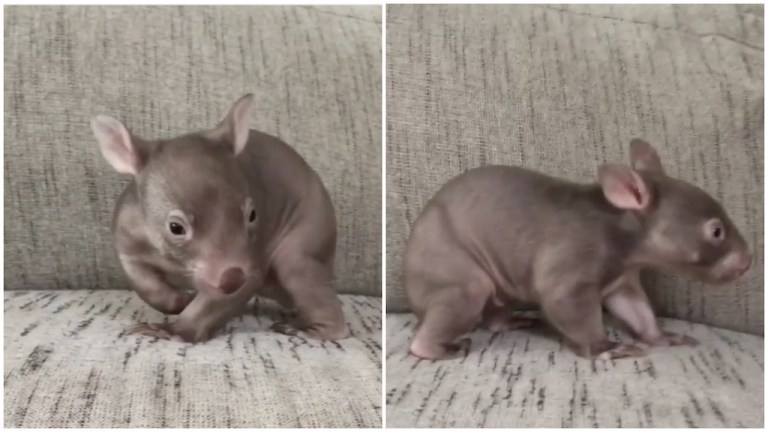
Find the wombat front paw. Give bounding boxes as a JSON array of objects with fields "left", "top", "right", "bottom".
[
  {"left": 128, "top": 322, "right": 210, "bottom": 344},
  {"left": 666, "top": 332, "right": 699, "bottom": 347},
  {"left": 148, "top": 292, "right": 194, "bottom": 315},
  {"left": 605, "top": 343, "right": 647, "bottom": 359},
  {"left": 169, "top": 292, "right": 195, "bottom": 314},
  {"left": 646, "top": 331, "right": 699, "bottom": 347},
  {"left": 271, "top": 321, "right": 300, "bottom": 336},
  {"left": 585, "top": 340, "right": 647, "bottom": 359}
]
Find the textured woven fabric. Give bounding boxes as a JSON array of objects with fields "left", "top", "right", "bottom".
[
  {"left": 4, "top": 291, "right": 382, "bottom": 428},
  {"left": 386, "top": 4, "right": 764, "bottom": 334},
  {"left": 4, "top": 5, "right": 382, "bottom": 296},
  {"left": 386, "top": 313, "right": 763, "bottom": 428}
]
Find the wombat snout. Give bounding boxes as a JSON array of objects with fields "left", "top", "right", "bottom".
[
  {"left": 718, "top": 249, "right": 752, "bottom": 284},
  {"left": 219, "top": 267, "right": 246, "bottom": 294},
  {"left": 732, "top": 250, "right": 752, "bottom": 276}
]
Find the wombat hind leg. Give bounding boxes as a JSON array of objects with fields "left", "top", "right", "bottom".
[
  {"left": 270, "top": 318, "right": 349, "bottom": 340},
  {"left": 272, "top": 254, "right": 350, "bottom": 341},
  {"left": 411, "top": 336, "right": 471, "bottom": 360},
  {"left": 409, "top": 285, "right": 487, "bottom": 360}
]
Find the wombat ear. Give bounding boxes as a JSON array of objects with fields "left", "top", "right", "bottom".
[
  {"left": 598, "top": 164, "right": 652, "bottom": 211},
  {"left": 210, "top": 93, "right": 254, "bottom": 155},
  {"left": 91, "top": 115, "right": 146, "bottom": 176},
  {"left": 629, "top": 138, "right": 664, "bottom": 173}
]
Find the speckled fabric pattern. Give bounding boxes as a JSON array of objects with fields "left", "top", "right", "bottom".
[
  {"left": 4, "top": 290, "right": 382, "bottom": 428},
  {"left": 4, "top": 5, "right": 382, "bottom": 297},
  {"left": 386, "top": 4, "right": 764, "bottom": 334},
  {"left": 386, "top": 313, "right": 763, "bottom": 428}
]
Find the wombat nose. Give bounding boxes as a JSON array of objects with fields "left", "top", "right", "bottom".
[
  {"left": 218, "top": 267, "right": 245, "bottom": 294},
  {"left": 737, "top": 252, "right": 752, "bottom": 273}
]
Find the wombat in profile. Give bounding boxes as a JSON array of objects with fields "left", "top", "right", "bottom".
[{"left": 404, "top": 139, "right": 750, "bottom": 360}]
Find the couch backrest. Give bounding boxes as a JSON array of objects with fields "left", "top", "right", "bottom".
[
  {"left": 386, "top": 4, "right": 763, "bottom": 334},
  {"left": 5, "top": 6, "right": 382, "bottom": 297}
]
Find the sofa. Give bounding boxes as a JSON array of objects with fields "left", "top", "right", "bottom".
[
  {"left": 4, "top": 6, "right": 382, "bottom": 428},
  {"left": 386, "top": 4, "right": 763, "bottom": 428}
]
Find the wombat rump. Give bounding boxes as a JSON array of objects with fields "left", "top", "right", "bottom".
[
  {"left": 91, "top": 94, "right": 348, "bottom": 343},
  {"left": 404, "top": 139, "right": 751, "bottom": 360}
]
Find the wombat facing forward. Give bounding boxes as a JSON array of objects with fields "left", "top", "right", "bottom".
[{"left": 92, "top": 94, "right": 348, "bottom": 343}]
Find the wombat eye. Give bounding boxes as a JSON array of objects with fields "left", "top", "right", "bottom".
[
  {"left": 705, "top": 219, "right": 725, "bottom": 243},
  {"left": 169, "top": 222, "right": 186, "bottom": 236},
  {"left": 248, "top": 209, "right": 257, "bottom": 223},
  {"left": 712, "top": 226, "right": 723, "bottom": 239}
]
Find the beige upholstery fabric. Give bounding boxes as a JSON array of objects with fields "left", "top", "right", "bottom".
[
  {"left": 4, "top": 6, "right": 382, "bottom": 429},
  {"left": 386, "top": 4, "right": 763, "bottom": 334},
  {"left": 5, "top": 291, "right": 381, "bottom": 428},
  {"left": 5, "top": 5, "right": 382, "bottom": 296},
  {"left": 386, "top": 313, "right": 763, "bottom": 428}
]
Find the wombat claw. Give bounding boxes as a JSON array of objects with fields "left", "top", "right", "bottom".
[
  {"left": 647, "top": 331, "right": 699, "bottom": 347},
  {"left": 271, "top": 322, "right": 300, "bottom": 336}
]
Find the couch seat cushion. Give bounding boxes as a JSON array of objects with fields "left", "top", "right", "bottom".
[
  {"left": 386, "top": 313, "right": 763, "bottom": 428},
  {"left": 4, "top": 290, "right": 381, "bottom": 428}
]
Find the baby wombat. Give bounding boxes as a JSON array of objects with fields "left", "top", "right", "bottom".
[
  {"left": 404, "top": 139, "right": 751, "bottom": 360},
  {"left": 91, "top": 94, "right": 348, "bottom": 343}
]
